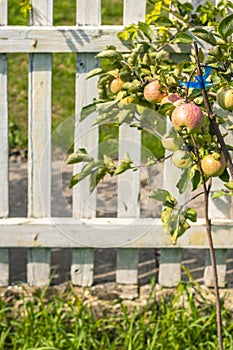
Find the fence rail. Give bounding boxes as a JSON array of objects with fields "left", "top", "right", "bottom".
[{"left": 0, "top": 0, "right": 233, "bottom": 289}]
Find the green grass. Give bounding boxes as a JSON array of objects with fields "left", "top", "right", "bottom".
[{"left": 0, "top": 281, "right": 233, "bottom": 349}]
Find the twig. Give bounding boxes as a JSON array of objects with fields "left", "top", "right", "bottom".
[{"left": 193, "top": 41, "right": 233, "bottom": 179}]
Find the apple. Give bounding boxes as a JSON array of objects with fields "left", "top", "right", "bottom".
[
  {"left": 171, "top": 101, "right": 204, "bottom": 133},
  {"left": 143, "top": 80, "right": 167, "bottom": 104},
  {"left": 161, "top": 127, "right": 183, "bottom": 151},
  {"left": 172, "top": 150, "right": 192, "bottom": 169},
  {"left": 110, "top": 77, "right": 124, "bottom": 94},
  {"left": 201, "top": 152, "right": 226, "bottom": 177},
  {"left": 160, "top": 93, "right": 183, "bottom": 106},
  {"left": 217, "top": 87, "right": 233, "bottom": 110}
]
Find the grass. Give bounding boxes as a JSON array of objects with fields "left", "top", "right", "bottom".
[
  {"left": 0, "top": 281, "right": 232, "bottom": 349},
  {"left": 7, "top": 0, "right": 160, "bottom": 158}
]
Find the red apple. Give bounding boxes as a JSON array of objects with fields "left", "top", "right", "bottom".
[
  {"left": 201, "top": 152, "right": 226, "bottom": 177},
  {"left": 217, "top": 87, "right": 233, "bottom": 110},
  {"left": 143, "top": 80, "right": 167, "bottom": 104},
  {"left": 171, "top": 101, "right": 204, "bottom": 133},
  {"left": 110, "top": 77, "right": 124, "bottom": 94}
]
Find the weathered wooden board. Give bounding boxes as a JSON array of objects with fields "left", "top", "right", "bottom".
[
  {"left": 0, "top": 26, "right": 193, "bottom": 53},
  {"left": 116, "top": 0, "right": 147, "bottom": 286},
  {"left": 0, "top": 217, "right": 232, "bottom": 248},
  {"left": 27, "top": 0, "right": 52, "bottom": 286},
  {"left": 71, "top": 0, "right": 101, "bottom": 286},
  {"left": 0, "top": 0, "right": 9, "bottom": 287}
]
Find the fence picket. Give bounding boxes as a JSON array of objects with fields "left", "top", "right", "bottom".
[
  {"left": 27, "top": 0, "right": 52, "bottom": 286},
  {"left": 71, "top": 0, "right": 101, "bottom": 286},
  {"left": 0, "top": 0, "right": 9, "bottom": 286},
  {"left": 116, "top": 0, "right": 147, "bottom": 286},
  {"left": 159, "top": 121, "right": 184, "bottom": 286},
  {"left": 159, "top": 249, "right": 183, "bottom": 286}
]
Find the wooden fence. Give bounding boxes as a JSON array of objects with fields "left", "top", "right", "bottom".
[{"left": 0, "top": 0, "right": 233, "bottom": 288}]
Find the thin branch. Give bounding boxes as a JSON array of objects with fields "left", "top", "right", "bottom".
[
  {"left": 193, "top": 41, "right": 233, "bottom": 179},
  {"left": 193, "top": 44, "right": 224, "bottom": 350}
]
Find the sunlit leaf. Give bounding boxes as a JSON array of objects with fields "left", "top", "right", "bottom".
[
  {"left": 176, "top": 168, "right": 191, "bottom": 194},
  {"left": 218, "top": 13, "right": 233, "bottom": 40},
  {"left": 66, "top": 148, "right": 93, "bottom": 164},
  {"left": 191, "top": 29, "right": 217, "bottom": 45}
]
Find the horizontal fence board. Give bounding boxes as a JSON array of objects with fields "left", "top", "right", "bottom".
[
  {"left": 0, "top": 26, "right": 193, "bottom": 53},
  {"left": 0, "top": 218, "right": 233, "bottom": 248}
]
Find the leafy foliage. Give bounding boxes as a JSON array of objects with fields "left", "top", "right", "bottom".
[{"left": 68, "top": 0, "right": 233, "bottom": 244}]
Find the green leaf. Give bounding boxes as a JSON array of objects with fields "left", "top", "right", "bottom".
[
  {"left": 149, "top": 189, "right": 177, "bottom": 208},
  {"left": 114, "top": 153, "right": 133, "bottom": 175},
  {"left": 86, "top": 68, "right": 103, "bottom": 80},
  {"left": 96, "top": 50, "right": 121, "bottom": 59},
  {"left": 218, "top": 13, "right": 233, "bottom": 40},
  {"left": 211, "top": 190, "right": 227, "bottom": 199},
  {"left": 191, "top": 169, "right": 202, "bottom": 191},
  {"left": 96, "top": 100, "right": 119, "bottom": 113},
  {"left": 66, "top": 148, "right": 93, "bottom": 164},
  {"left": 175, "top": 32, "right": 193, "bottom": 44},
  {"left": 69, "top": 160, "right": 103, "bottom": 188},
  {"left": 89, "top": 166, "right": 107, "bottom": 193},
  {"left": 176, "top": 168, "right": 191, "bottom": 194},
  {"left": 153, "top": 16, "right": 173, "bottom": 27},
  {"left": 224, "top": 181, "right": 233, "bottom": 190},
  {"left": 80, "top": 103, "right": 97, "bottom": 121},
  {"left": 184, "top": 208, "right": 197, "bottom": 222},
  {"left": 138, "top": 21, "right": 155, "bottom": 41},
  {"left": 161, "top": 208, "right": 190, "bottom": 245},
  {"left": 191, "top": 29, "right": 217, "bottom": 45},
  {"left": 117, "top": 30, "right": 130, "bottom": 41},
  {"left": 219, "top": 168, "right": 230, "bottom": 182}
]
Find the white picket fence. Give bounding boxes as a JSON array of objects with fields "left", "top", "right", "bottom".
[{"left": 0, "top": 0, "right": 233, "bottom": 288}]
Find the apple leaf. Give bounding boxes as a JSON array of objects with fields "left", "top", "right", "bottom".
[
  {"left": 138, "top": 21, "right": 155, "bottom": 41},
  {"left": 191, "top": 169, "right": 202, "bottom": 191},
  {"left": 69, "top": 160, "right": 104, "bottom": 188},
  {"left": 219, "top": 168, "right": 230, "bottom": 182},
  {"left": 191, "top": 29, "right": 217, "bottom": 46},
  {"left": 149, "top": 189, "right": 177, "bottom": 208},
  {"left": 218, "top": 13, "right": 233, "bottom": 40},
  {"left": 89, "top": 166, "right": 107, "bottom": 193},
  {"left": 161, "top": 207, "right": 190, "bottom": 245},
  {"left": 66, "top": 148, "right": 93, "bottom": 164},
  {"left": 114, "top": 153, "right": 134, "bottom": 175},
  {"left": 211, "top": 190, "right": 227, "bottom": 199},
  {"left": 153, "top": 16, "right": 173, "bottom": 27},
  {"left": 86, "top": 68, "right": 103, "bottom": 80},
  {"left": 80, "top": 102, "right": 97, "bottom": 121},
  {"left": 184, "top": 208, "right": 197, "bottom": 222},
  {"left": 224, "top": 181, "right": 233, "bottom": 190},
  {"left": 176, "top": 168, "right": 191, "bottom": 194},
  {"left": 96, "top": 49, "right": 122, "bottom": 59},
  {"left": 175, "top": 32, "right": 193, "bottom": 44}
]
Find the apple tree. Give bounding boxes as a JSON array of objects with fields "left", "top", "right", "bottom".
[{"left": 67, "top": 1, "right": 233, "bottom": 348}]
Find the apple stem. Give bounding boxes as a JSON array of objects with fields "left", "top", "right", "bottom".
[
  {"left": 190, "top": 135, "right": 223, "bottom": 350},
  {"left": 193, "top": 41, "right": 233, "bottom": 179},
  {"left": 193, "top": 42, "right": 224, "bottom": 350}
]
